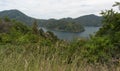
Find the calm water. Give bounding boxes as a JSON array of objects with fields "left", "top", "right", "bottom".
[{"left": 41, "top": 27, "right": 100, "bottom": 41}]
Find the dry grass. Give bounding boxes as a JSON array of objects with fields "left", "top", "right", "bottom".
[{"left": 0, "top": 44, "right": 120, "bottom": 71}]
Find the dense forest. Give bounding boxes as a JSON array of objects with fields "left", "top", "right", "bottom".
[{"left": 0, "top": 2, "right": 120, "bottom": 71}]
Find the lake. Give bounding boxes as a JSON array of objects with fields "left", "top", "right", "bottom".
[{"left": 40, "top": 27, "right": 100, "bottom": 41}]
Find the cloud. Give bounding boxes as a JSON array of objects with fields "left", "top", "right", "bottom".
[{"left": 0, "top": 0, "right": 119, "bottom": 19}]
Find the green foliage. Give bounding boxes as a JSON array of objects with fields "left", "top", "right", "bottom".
[
  {"left": 32, "top": 20, "right": 39, "bottom": 35},
  {"left": 45, "top": 31, "right": 58, "bottom": 41},
  {"left": 17, "top": 33, "right": 39, "bottom": 43},
  {"left": 96, "top": 9, "right": 120, "bottom": 50},
  {"left": 91, "top": 4, "right": 120, "bottom": 63},
  {"left": 39, "top": 29, "right": 45, "bottom": 37},
  {"left": 0, "top": 20, "right": 12, "bottom": 33},
  {"left": 80, "top": 36, "right": 114, "bottom": 63},
  {"left": 96, "top": 9, "right": 120, "bottom": 36},
  {"left": 4, "top": 16, "right": 11, "bottom": 22},
  {"left": 0, "top": 18, "right": 58, "bottom": 44},
  {"left": 0, "top": 33, "right": 12, "bottom": 44},
  {"left": 12, "top": 21, "right": 30, "bottom": 34},
  {"left": 113, "top": 2, "right": 120, "bottom": 10}
]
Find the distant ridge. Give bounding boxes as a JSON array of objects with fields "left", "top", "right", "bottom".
[
  {"left": 0, "top": 9, "right": 34, "bottom": 25},
  {"left": 74, "top": 14, "right": 102, "bottom": 26},
  {"left": 0, "top": 9, "right": 102, "bottom": 27}
]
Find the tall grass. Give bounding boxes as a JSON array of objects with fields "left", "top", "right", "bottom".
[{"left": 0, "top": 43, "right": 120, "bottom": 71}]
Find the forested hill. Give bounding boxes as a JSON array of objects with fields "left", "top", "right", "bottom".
[
  {"left": 74, "top": 14, "right": 102, "bottom": 26},
  {"left": 0, "top": 9, "right": 35, "bottom": 26},
  {"left": 59, "top": 14, "right": 102, "bottom": 26},
  {"left": 0, "top": 9, "right": 102, "bottom": 27},
  {"left": 41, "top": 19, "right": 85, "bottom": 32},
  {"left": 0, "top": 10, "right": 102, "bottom": 32}
]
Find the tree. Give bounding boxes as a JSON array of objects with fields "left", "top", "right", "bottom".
[
  {"left": 96, "top": 2, "right": 120, "bottom": 48},
  {"left": 32, "top": 20, "right": 39, "bottom": 35},
  {"left": 96, "top": 9, "right": 116, "bottom": 36},
  {"left": 113, "top": 2, "right": 120, "bottom": 10},
  {"left": 39, "top": 29, "right": 44, "bottom": 37}
]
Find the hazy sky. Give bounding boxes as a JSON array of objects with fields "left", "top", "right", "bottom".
[{"left": 0, "top": 0, "right": 119, "bottom": 19}]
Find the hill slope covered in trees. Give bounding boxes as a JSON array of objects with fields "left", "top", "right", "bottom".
[{"left": 0, "top": 9, "right": 102, "bottom": 32}]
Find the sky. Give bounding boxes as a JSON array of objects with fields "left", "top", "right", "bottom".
[{"left": 0, "top": 0, "right": 119, "bottom": 19}]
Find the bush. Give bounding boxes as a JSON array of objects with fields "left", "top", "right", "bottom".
[
  {"left": 81, "top": 36, "right": 114, "bottom": 63},
  {"left": 4, "top": 17, "right": 11, "bottom": 22}
]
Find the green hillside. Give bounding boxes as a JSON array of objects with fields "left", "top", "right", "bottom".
[
  {"left": 42, "top": 19, "right": 85, "bottom": 32},
  {"left": 0, "top": 9, "right": 35, "bottom": 26},
  {"left": 0, "top": 9, "right": 102, "bottom": 32},
  {"left": 75, "top": 14, "right": 102, "bottom": 26}
]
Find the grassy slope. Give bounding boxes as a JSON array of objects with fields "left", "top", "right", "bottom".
[{"left": 0, "top": 43, "right": 120, "bottom": 71}]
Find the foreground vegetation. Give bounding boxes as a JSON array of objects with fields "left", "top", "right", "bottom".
[
  {"left": 0, "top": 43, "right": 120, "bottom": 71},
  {"left": 0, "top": 2, "right": 120, "bottom": 71}
]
